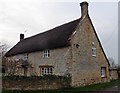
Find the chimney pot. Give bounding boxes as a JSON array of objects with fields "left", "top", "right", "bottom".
[
  {"left": 80, "top": 1, "right": 89, "bottom": 17},
  {"left": 20, "top": 34, "right": 24, "bottom": 41}
]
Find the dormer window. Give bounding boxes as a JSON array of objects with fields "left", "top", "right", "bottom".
[
  {"left": 43, "top": 49, "right": 50, "bottom": 58},
  {"left": 24, "top": 53, "right": 28, "bottom": 60}
]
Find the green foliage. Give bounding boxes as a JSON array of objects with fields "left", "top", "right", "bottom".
[
  {"left": 2, "top": 74, "right": 71, "bottom": 88},
  {"left": 3, "top": 74, "right": 71, "bottom": 82}
]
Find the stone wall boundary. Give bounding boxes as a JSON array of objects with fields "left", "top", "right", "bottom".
[{"left": 2, "top": 75, "right": 71, "bottom": 90}]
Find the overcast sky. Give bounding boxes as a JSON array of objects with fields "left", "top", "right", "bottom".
[{"left": 0, "top": 0, "right": 118, "bottom": 64}]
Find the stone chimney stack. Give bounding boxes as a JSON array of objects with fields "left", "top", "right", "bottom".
[
  {"left": 20, "top": 33, "right": 24, "bottom": 41},
  {"left": 80, "top": 1, "right": 89, "bottom": 17}
]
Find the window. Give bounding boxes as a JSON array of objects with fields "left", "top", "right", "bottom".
[
  {"left": 41, "top": 68, "right": 44, "bottom": 75},
  {"left": 43, "top": 50, "right": 50, "bottom": 58},
  {"left": 15, "top": 58, "right": 19, "bottom": 62},
  {"left": 39, "top": 65, "right": 53, "bottom": 76},
  {"left": 24, "top": 53, "right": 28, "bottom": 60},
  {"left": 92, "top": 47, "right": 96, "bottom": 56},
  {"left": 101, "top": 67, "right": 106, "bottom": 77}
]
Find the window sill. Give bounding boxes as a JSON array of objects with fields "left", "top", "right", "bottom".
[
  {"left": 43, "top": 57, "right": 49, "bottom": 58},
  {"left": 101, "top": 76, "right": 107, "bottom": 78},
  {"left": 92, "top": 55, "right": 96, "bottom": 57}
]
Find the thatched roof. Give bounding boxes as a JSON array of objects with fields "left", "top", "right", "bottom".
[{"left": 5, "top": 18, "right": 81, "bottom": 57}]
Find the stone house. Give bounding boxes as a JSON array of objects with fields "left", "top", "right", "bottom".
[
  {"left": 5, "top": 2, "right": 111, "bottom": 87},
  {"left": 109, "top": 67, "right": 118, "bottom": 80}
]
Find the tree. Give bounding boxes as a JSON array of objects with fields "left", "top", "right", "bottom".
[
  {"left": 0, "top": 41, "right": 10, "bottom": 74},
  {"left": 108, "top": 57, "right": 117, "bottom": 68}
]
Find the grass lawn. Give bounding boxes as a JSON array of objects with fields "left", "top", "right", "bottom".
[{"left": 2, "top": 79, "right": 120, "bottom": 93}]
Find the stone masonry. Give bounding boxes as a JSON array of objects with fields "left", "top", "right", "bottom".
[{"left": 4, "top": 2, "right": 112, "bottom": 89}]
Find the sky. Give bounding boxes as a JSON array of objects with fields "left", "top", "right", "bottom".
[{"left": 0, "top": 0, "right": 118, "bottom": 64}]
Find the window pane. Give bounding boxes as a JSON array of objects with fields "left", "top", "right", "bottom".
[
  {"left": 47, "top": 68, "right": 49, "bottom": 74},
  {"left": 48, "top": 53, "right": 50, "bottom": 57},
  {"left": 101, "top": 67, "right": 106, "bottom": 77},
  {"left": 50, "top": 68, "right": 52, "bottom": 74},
  {"left": 45, "top": 68, "right": 47, "bottom": 75},
  {"left": 42, "top": 68, "right": 44, "bottom": 75}
]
